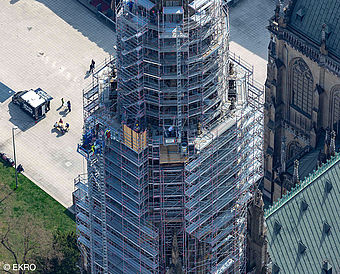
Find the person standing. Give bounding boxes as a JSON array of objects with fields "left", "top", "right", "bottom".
[
  {"left": 61, "top": 97, "right": 64, "bottom": 106},
  {"left": 89, "top": 59, "right": 95, "bottom": 73},
  {"left": 67, "top": 101, "right": 71, "bottom": 112},
  {"left": 106, "top": 130, "right": 111, "bottom": 146}
]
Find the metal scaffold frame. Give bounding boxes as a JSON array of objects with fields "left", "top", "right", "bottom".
[
  {"left": 114, "top": 0, "right": 231, "bottom": 271},
  {"left": 75, "top": 53, "right": 159, "bottom": 273},
  {"left": 74, "top": 0, "right": 264, "bottom": 273},
  {"left": 184, "top": 52, "right": 264, "bottom": 273}
]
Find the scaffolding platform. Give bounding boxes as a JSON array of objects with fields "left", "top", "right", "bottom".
[{"left": 159, "top": 144, "right": 187, "bottom": 164}]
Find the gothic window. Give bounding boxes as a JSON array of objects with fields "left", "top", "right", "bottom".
[
  {"left": 288, "top": 141, "right": 302, "bottom": 160},
  {"left": 291, "top": 59, "right": 313, "bottom": 116},
  {"left": 331, "top": 89, "right": 340, "bottom": 136},
  {"left": 333, "top": 91, "right": 340, "bottom": 125}
]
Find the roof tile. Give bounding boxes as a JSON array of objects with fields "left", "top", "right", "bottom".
[
  {"left": 265, "top": 153, "right": 340, "bottom": 273},
  {"left": 288, "top": 0, "right": 340, "bottom": 58}
]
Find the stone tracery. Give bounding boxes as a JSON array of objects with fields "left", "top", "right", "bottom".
[{"left": 291, "top": 58, "right": 313, "bottom": 116}]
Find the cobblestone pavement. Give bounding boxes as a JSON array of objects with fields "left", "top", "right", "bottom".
[
  {"left": 0, "top": 0, "right": 115, "bottom": 207},
  {"left": 0, "top": 0, "right": 276, "bottom": 208},
  {"left": 229, "top": 0, "right": 277, "bottom": 85}
]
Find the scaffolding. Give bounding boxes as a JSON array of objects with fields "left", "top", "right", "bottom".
[
  {"left": 74, "top": 0, "right": 264, "bottom": 273},
  {"left": 183, "top": 55, "right": 263, "bottom": 273},
  {"left": 75, "top": 56, "right": 159, "bottom": 273}
]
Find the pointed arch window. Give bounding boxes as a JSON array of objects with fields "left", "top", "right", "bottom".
[
  {"left": 291, "top": 59, "right": 313, "bottom": 116},
  {"left": 288, "top": 141, "right": 301, "bottom": 160},
  {"left": 333, "top": 91, "right": 340, "bottom": 125}
]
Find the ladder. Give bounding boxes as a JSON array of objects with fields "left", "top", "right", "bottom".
[
  {"left": 88, "top": 159, "right": 95, "bottom": 274},
  {"left": 98, "top": 144, "right": 108, "bottom": 273},
  {"left": 176, "top": 27, "right": 182, "bottom": 143},
  {"left": 89, "top": 138, "right": 108, "bottom": 273}
]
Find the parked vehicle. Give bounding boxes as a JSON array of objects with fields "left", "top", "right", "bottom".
[{"left": 12, "top": 88, "right": 53, "bottom": 120}]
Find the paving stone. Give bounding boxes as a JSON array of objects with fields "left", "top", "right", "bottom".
[
  {"left": 229, "top": 0, "right": 276, "bottom": 85},
  {"left": 0, "top": 0, "right": 115, "bottom": 208},
  {"left": 0, "top": 0, "right": 276, "bottom": 208}
]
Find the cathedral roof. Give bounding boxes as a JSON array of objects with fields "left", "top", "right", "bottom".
[
  {"left": 287, "top": 0, "right": 340, "bottom": 59},
  {"left": 286, "top": 130, "right": 326, "bottom": 179},
  {"left": 286, "top": 147, "right": 319, "bottom": 180},
  {"left": 264, "top": 153, "right": 340, "bottom": 273}
]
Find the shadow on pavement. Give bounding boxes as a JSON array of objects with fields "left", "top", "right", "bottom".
[
  {"left": 56, "top": 104, "right": 65, "bottom": 111},
  {"left": 84, "top": 70, "right": 91, "bottom": 79},
  {"left": 13, "top": 0, "right": 116, "bottom": 55},
  {"left": 0, "top": 82, "right": 15, "bottom": 103},
  {"left": 9, "top": 0, "right": 274, "bottom": 61},
  {"left": 8, "top": 101, "right": 36, "bottom": 132},
  {"left": 51, "top": 127, "right": 67, "bottom": 138},
  {"left": 228, "top": 0, "right": 276, "bottom": 60},
  {"left": 59, "top": 108, "right": 69, "bottom": 117}
]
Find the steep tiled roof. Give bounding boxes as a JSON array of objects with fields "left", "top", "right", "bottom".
[
  {"left": 265, "top": 153, "right": 340, "bottom": 273},
  {"left": 288, "top": 0, "right": 340, "bottom": 58}
]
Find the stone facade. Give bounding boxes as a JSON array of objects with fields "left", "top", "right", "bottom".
[
  {"left": 246, "top": 188, "right": 268, "bottom": 273},
  {"left": 263, "top": 2, "right": 340, "bottom": 203}
]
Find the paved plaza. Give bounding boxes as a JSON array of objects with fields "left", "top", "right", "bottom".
[
  {"left": 0, "top": 0, "right": 115, "bottom": 208},
  {"left": 0, "top": 0, "right": 276, "bottom": 208},
  {"left": 229, "top": 0, "right": 277, "bottom": 85}
]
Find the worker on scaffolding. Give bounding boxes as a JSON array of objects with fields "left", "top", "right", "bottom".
[
  {"left": 95, "top": 123, "right": 100, "bottom": 137},
  {"left": 134, "top": 123, "right": 140, "bottom": 132},
  {"left": 151, "top": 9, "right": 156, "bottom": 24},
  {"left": 165, "top": 125, "right": 174, "bottom": 138},
  {"left": 105, "top": 130, "right": 111, "bottom": 146},
  {"left": 127, "top": 0, "right": 134, "bottom": 12}
]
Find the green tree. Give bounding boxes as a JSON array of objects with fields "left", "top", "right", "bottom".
[
  {"left": 0, "top": 214, "right": 57, "bottom": 274},
  {"left": 34, "top": 230, "right": 80, "bottom": 274}
]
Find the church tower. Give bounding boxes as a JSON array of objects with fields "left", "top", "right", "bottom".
[{"left": 246, "top": 188, "right": 268, "bottom": 273}]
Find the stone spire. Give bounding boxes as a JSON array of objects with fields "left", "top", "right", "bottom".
[
  {"left": 280, "top": 136, "right": 286, "bottom": 173},
  {"left": 317, "top": 149, "right": 323, "bottom": 167},
  {"left": 279, "top": 0, "right": 284, "bottom": 17},
  {"left": 166, "top": 233, "right": 183, "bottom": 274},
  {"left": 330, "top": 130, "right": 336, "bottom": 157},
  {"left": 274, "top": 0, "right": 286, "bottom": 26},
  {"left": 246, "top": 187, "right": 268, "bottom": 273},
  {"left": 324, "top": 128, "right": 330, "bottom": 157},
  {"left": 274, "top": 3, "right": 280, "bottom": 21},
  {"left": 256, "top": 188, "right": 263, "bottom": 207},
  {"left": 293, "top": 159, "right": 299, "bottom": 184},
  {"left": 171, "top": 233, "right": 179, "bottom": 266},
  {"left": 320, "top": 23, "right": 328, "bottom": 55},
  {"left": 321, "top": 24, "right": 326, "bottom": 43}
]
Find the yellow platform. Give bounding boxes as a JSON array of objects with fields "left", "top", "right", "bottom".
[{"left": 160, "top": 144, "right": 187, "bottom": 164}]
